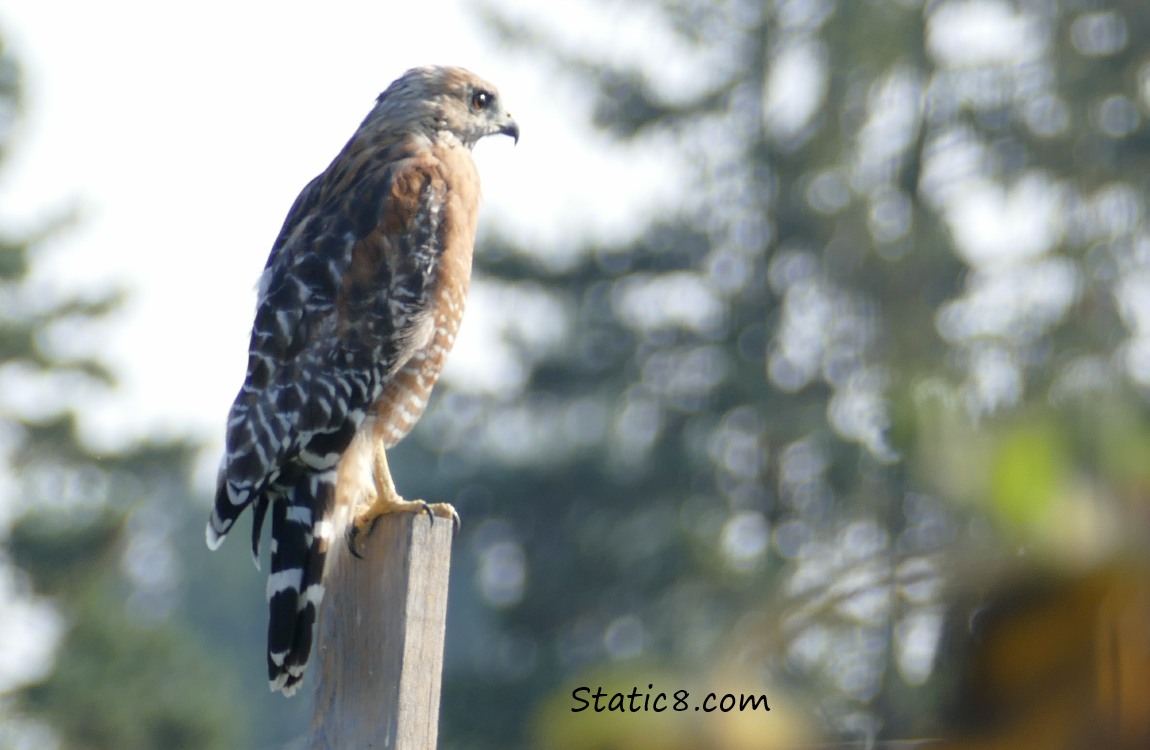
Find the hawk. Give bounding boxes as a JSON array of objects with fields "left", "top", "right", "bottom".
[{"left": 205, "top": 66, "right": 518, "bottom": 695}]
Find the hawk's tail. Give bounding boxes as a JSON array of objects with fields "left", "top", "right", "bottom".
[
  {"left": 266, "top": 469, "right": 336, "bottom": 696},
  {"left": 206, "top": 472, "right": 254, "bottom": 552}
]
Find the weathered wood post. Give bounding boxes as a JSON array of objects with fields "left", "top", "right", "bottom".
[{"left": 307, "top": 513, "right": 454, "bottom": 749}]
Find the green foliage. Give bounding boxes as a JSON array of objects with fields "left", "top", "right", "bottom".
[
  {"left": 989, "top": 418, "right": 1069, "bottom": 532},
  {"left": 0, "top": 25, "right": 241, "bottom": 750},
  {"left": 9, "top": 511, "right": 124, "bottom": 596},
  {"left": 15, "top": 510, "right": 237, "bottom": 750},
  {"left": 424, "top": 0, "right": 1150, "bottom": 745},
  {"left": 7, "top": 1, "right": 1150, "bottom": 746}
]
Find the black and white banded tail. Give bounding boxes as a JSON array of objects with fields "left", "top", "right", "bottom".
[
  {"left": 206, "top": 464, "right": 337, "bottom": 696},
  {"left": 264, "top": 470, "right": 336, "bottom": 694}
]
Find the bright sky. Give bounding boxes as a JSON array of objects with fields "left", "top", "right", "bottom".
[
  {"left": 0, "top": 0, "right": 1080, "bottom": 700},
  {"left": 0, "top": 0, "right": 680, "bottom": 471},
  {"left": 0, "top": 0, "right": 685, "bottom": 694},
  {"left": 0, "top": 0, "right": 1048, "bottom": 460}
]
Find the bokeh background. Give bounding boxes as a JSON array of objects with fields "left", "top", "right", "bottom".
[{"left": 4, "top": 0, "right": 1150, "bottom": 748}]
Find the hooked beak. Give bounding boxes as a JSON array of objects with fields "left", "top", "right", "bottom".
[{"left": 499, "top": 117, "right": 520, "bottom": 145}]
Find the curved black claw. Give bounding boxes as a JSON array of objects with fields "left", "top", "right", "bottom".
[
  {"left": 346, "top": 515, "right": 383, "bottom": 560},
  {"left": 420, "top": 502, "right": 461, "bottom": 538}
]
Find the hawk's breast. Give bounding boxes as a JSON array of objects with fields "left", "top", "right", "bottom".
[{"left": 372, "top": 139, "right": 480, "bottom": 448}]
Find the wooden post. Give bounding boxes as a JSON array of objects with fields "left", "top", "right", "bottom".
[{"left": 307, "top": 512, "right": 454, "bottom": 749}]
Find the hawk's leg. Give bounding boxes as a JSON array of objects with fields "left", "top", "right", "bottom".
[{"left": 347, "top": 443, "right": 459, "bottom": 558}]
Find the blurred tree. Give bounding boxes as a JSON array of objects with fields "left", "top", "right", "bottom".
[
  {"left": 391, "top": 0, "right": 1150, "bottom": 747},
  {"left": 13, "top": 0, "right": 1150, "bottom": 747},
  {"left": 0, "top": 29, "right": 240, "bottom": 750}
]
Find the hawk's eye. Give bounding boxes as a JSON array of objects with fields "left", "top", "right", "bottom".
[{"left": 471, "top": 90, "right": 494, "bottom": 111}]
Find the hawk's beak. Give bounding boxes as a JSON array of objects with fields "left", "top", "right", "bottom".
[{"left": 500, "top": 117, "right": 520, "bottom": 145}]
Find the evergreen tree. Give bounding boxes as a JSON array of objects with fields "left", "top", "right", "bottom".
[
  {"left": 408, "top": 0, "right": 1150, "bottom": 746},
  {"left": 0, "top": 28, "right": 241, "bottom": 750}
]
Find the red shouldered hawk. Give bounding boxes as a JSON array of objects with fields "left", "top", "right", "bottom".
[{"left": 205, "top": 66, "right": 517, "bottom": 696}]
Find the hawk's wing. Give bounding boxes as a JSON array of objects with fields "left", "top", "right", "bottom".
[
  {"left": 207, "top": 134, "right": 455, "bottom": 553},
  {"left": 205, "top": 132, "right": 475, "bottom": 695}
]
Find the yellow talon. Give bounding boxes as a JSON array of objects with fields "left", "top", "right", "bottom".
[{"left": 346, "top": 444, "right": 459, "bottom": 558}]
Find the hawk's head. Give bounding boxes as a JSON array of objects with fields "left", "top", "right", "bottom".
[{"left": 372, "top": 66, "right": 519, "bottom": 149}]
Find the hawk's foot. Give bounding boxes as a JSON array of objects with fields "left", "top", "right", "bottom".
[{"left": 347, "top": 499, "right": 460, "bottom": 559}]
